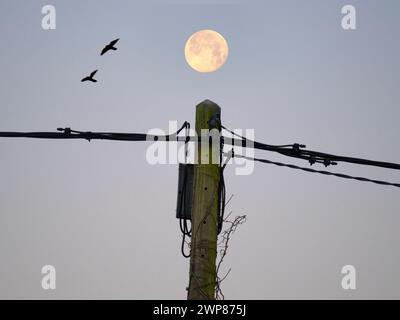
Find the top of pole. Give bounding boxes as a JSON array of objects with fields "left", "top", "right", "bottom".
[
  {"left": 196, "top": 100, "right": 221, "bottom": 132},
  {"left": 197, "top": 99, "right": 219, "bottom": 107}
]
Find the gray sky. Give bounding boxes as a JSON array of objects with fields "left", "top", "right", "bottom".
[{"left": 0, "top": 0, "right": 400, "bottom": 299}]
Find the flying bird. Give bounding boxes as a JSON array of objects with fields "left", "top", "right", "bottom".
[
  {"left": 101, "top": 38, "right": 120, "bottom": 56},
  {"left": 81, "top": 70, "right": 98, "bottom": 83}
]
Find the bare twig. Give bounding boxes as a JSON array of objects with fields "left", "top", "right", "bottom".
[{"left": 215, "top": 213, "right": 247, "bottom": 300}]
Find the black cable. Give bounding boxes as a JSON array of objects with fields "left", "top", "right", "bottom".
[
  {"left": 221, "top": 124, "right": 400, "bottom": 170},
  {"left": 0, "top": 121, "right": 190, "bottom": 142},
  {"left": 222, "top": 125, "right": 306, "bottom": 149},
  {"left": 218, "top": 169, "right": 226, "bottom": 234},
  {"left": 231, "top": 153, "right": 400, "bottom": 189},
  {"left": 217, "top": 139, "right": 225, "bottom": 235},
  {"left": 221, "top": 125, "right": 339, "bottom": 166},
  {"left": 217, "top": 149, "right": 235, "bottom": 234},
  {"left": 181, "top": 229, "right": 191, "bottom": 258},
  {"left": 2, "top": 124, "right": 400, "bottom": 171}
]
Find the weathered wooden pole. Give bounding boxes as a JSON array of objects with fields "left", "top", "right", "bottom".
[{"left": 188, "top": 99, "right": 221, "bottom": 300}]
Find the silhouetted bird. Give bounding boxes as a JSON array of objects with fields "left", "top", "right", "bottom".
[
  {"left": 81, "top": 70, "right": 98, "bottom": 83},
  {"left": 101, "top": 38, "right": 120, "bottom": 56}
]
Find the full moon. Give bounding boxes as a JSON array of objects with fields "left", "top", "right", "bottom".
[{"left": 184, "top": 30, "right": 229, "bottom": 73}]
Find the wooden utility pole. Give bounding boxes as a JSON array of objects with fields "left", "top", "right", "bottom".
[{"left": 188, "top": 99, "right": 221, "bottom": 300}]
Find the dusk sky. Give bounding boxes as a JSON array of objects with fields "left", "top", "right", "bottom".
[{"left": 1, "top": 0, "right": 400, "bottom": 299}]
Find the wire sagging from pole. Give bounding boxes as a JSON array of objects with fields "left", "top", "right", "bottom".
[{"left": 229, "top": 153, "right": 400, "bottom": 189}]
